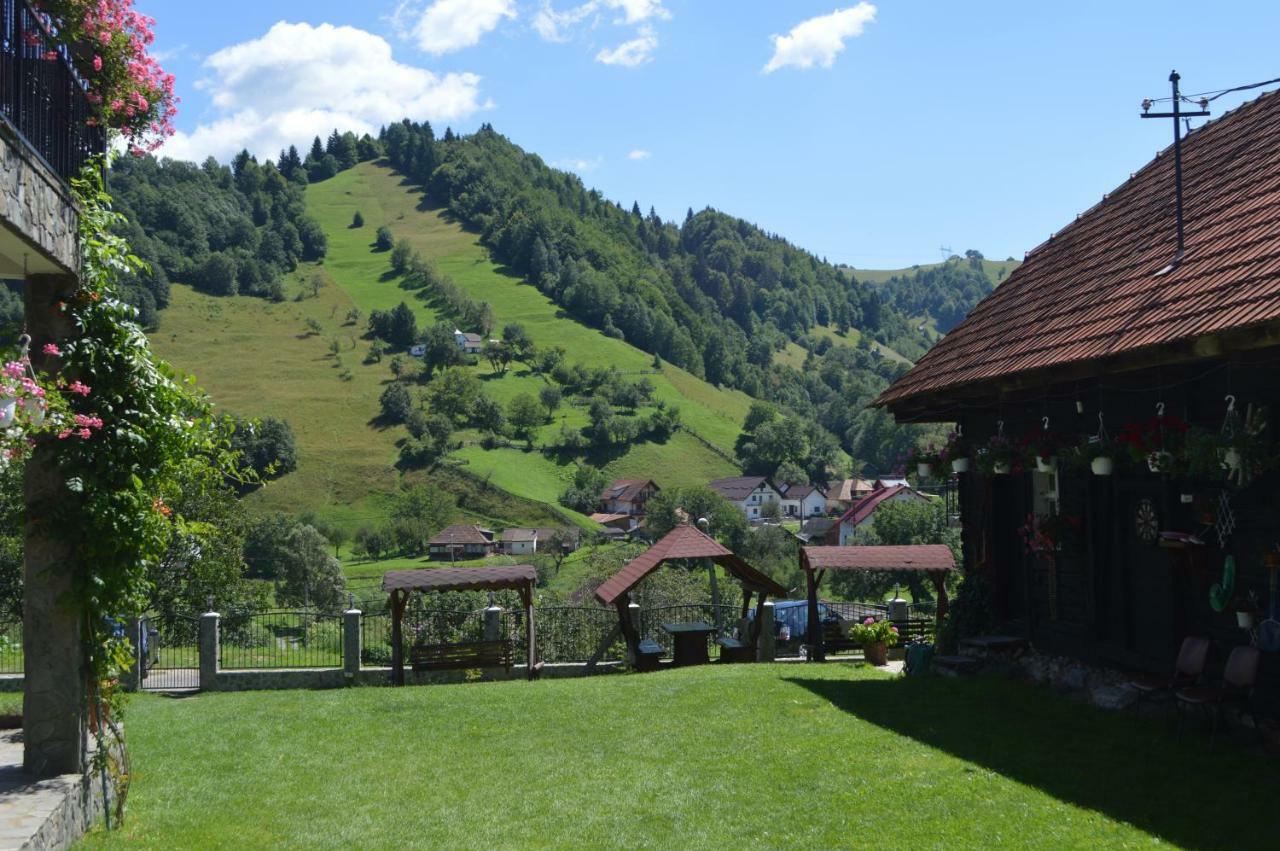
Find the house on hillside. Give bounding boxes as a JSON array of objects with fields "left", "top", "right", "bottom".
[
  {"left": 830, "top": 484, "right": 930, "bottom": 546},
  {"left": 453, "top": 329, "right": 483, "bottom": 354},
  {"left": 599, "top": 479, "right": 660, "bottom": 516},
  {"left": 499, "top": 528, "right": 538, "bottom": 556},
  {"left": 590, "top": 512, "right": 636, "bottom": 533},
  {"left": 428, "top": 524, "right": 495, "bottom": 560},
  {"left": 709, "top": 476, "right": 782, "bottom": 522},
  {"left": 827, "top": 477, "right": 876, "bottom": 513},
  {"left": 535, "top": 527, "right": 581, "bottom": 554},
  {"left": 798, "top": 516, "right": 838, "bottom": 545},
  {"left": 876, "top": 88, "right": 1280, "bottom": 689},
  {"left": 778, "top": 483, "right": 828, "bottom": 519}
]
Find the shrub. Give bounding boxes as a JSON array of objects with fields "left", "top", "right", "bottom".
[
  {"left": 375, "top": 225, "right": 394, "bottom": 251},
  {"left": 351, "top": 210, "right": 364, "bottom": 228}
]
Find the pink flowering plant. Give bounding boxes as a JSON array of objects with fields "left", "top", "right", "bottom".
[
  {"left": 38, "top": 0, "right": 177, "bottom": 152},
  {"left": 849, "top": 616, "right": 900, "bottom": 648},
  {"left": 0, "top": 345, "right": 96, "bottom": 465}
]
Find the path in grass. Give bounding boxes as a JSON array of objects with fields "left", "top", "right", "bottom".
[{"left": 88, "top": 666, "right": 1275, "bottom": 849}]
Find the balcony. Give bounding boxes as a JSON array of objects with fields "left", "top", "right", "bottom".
[{"left": 0, "top": 0, "right": 105, "bottom": 277}]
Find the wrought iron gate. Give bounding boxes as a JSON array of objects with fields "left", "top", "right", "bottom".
[{"left": 140, "top": 614, "right": 200, "bottom": 691}]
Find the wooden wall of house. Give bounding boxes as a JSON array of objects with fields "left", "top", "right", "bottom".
[{"left": 953, "top": 347, "right": 1280, "bottom": 707}]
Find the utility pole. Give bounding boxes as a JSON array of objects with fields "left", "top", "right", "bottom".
[{"left": 1141, "top": 70, "right": 1210, "bottom": 273}]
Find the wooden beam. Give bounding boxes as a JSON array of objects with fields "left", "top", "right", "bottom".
[{"left": 615, "top": 597, "right": 641, "bottom": 666}]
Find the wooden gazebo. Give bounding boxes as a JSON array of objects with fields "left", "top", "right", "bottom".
[
  {"left": 594, "top": 524, "right": 787, "bottom": 662},
  {"left": 799, "top": 545, "right": 957, "bottom": 661},
  {"left": 383, "top": 565, "right": 538, "bottom": 685}
]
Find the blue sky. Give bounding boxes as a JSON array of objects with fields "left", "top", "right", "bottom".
[{"left": 141, "top": 1, "right": 1280, "bottom": 268}]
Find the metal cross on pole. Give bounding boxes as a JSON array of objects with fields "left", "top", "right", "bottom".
[{"left": 1141, "top": 70, "right": 1210, "bottom": 273}]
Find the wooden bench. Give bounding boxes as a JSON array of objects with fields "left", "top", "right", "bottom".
[
  {"left": 411, "top": 639, "right": 513, "bottom": 673},
  {"left": 635, "top": 638, "right": 663, "bottom": 672},
  {"left": 820, "top": 620, "right": 861, "bottom": 654},
  {"left": 716, "top": 636, "right": 754, "bottom": 664}
]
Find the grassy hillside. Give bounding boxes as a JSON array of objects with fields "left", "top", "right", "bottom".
[
  {"left": 152, "top": 161, "right": 748, "bottom": 533},
  {"left": 844, "top": 257, "right": 1018, "bottom": 285}
]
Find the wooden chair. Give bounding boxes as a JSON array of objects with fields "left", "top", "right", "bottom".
[
  {"left": 410, "top": 639, "right": 513, "bottom": 673},
  {"left": 1176, "top": 645, "right": 1261, "bottom": 743},
  {"left": 1128, "top": 635, "right": 1210, "bottom": 699}
]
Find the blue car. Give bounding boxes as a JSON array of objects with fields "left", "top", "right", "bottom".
[{"left": 749, "top": 600, "right": 841, "bottom": 647}]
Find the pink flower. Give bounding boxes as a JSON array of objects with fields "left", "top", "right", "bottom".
[
  {"left": 42, "top": 343, "right": 60, "bottom": 357},
  {"left": 93, "top": 55, "right": 103, "bottom": 72},
  {"left": 68, "top": 381, "right": 91, "bottom": 397},
  {"left": 863, "top": 616, "right": 875, "bottom": 625},
  {"left": 3, "top": 362, "right": 23, "bottom": 380}
]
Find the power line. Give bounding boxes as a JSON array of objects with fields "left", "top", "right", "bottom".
[{"left": 1144, "top": 74, "right": 1280, "bottom": 105}]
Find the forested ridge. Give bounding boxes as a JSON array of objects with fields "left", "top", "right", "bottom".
[{"left": 106, "top": 121, "right": 986, "bottom": 473}]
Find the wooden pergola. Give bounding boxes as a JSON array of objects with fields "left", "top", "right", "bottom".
[
  {"left": 383, "top": 565, "right": 538, "bottom": 685},
  {"left": 799, "top": 545, "right": 957, "bottom": 662},
  {"left": 594, "top": 524, "right": 787, "bottom": 662}
]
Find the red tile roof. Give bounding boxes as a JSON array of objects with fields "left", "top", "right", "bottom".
[
  {"left": 877, "top": 89, "right": 1280, "bottom": 416},
  {"left": 594, "top": 524, "right": 786, "bottom": 605},
  {"left": 836, "top": 485, "right": 923, "bottom": 528},
  {"left": 801, "top": 545, "right": 956, "bottom": 573}
]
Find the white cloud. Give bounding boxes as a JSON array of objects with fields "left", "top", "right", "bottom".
[
  {"left": 763, "top": 3, "right": 877, "bottom": 73},
  {"left": 627, "top": 148, "right": 651, "bottom": 160},
  {"left": 396, "top": 0, "right": 516, "bottom": 55},
  {"left": 534, "top": 1, "right": 668, "bottom": 65},
  {"left": 160, "top": 22, "right": 486, "bottom": 164},
  {"left": 596, "top": 25, "right": 657, "bottom": 66},
  {"left": 554, "top": 155, "right": 603, "bottom": 172}
]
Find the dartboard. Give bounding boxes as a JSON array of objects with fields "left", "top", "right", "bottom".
[{"left": 1134, "top": 498, "right": 1158, "bottom": 543}]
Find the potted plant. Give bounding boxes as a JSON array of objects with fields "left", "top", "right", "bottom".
[
  {"left": 978, "top": 434, "right": 1017, "bottom": 475},
  {"left": 1018, "top": 512, "right": 1082, "bottom": 556},
  {"left": 850, "top": 617, "right": 899, "bottom": 666},
  {"left": 1236, "top": 592, "right": 1260, "bottom": 630},
  {"left": 1022, "top": 429, "right": 1063, "bottom": 473},
  {"left": 1071, "top": 434, "right": 1118, "bottom": 476},
  {"left": 907, "top": 444, "right": 942, "bottom": 479},
  {"left": 1116, "top": 414, "right": 1188, "bottom": 474},
  {"left": 944, "top": 430, "right": 970, "bottom": 474}
]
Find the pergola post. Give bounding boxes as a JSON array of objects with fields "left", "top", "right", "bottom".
[
  {"left": 390, "top": 589, "right": 407, "bottom": 686},
  {"left": 931, "top": 572, "right": 949, "bottom": 623},
  {"left": 23, "top": 271, "right": 86, "bottom": 776},
  {"left": 523, "top": 585, "right": 536, "bottom": 680},
  {"left": 805, "top": 565, "right": 824, "bottom": 662},
  {"left": 615, "top": 596, "right": 641, "bottom": 665}
]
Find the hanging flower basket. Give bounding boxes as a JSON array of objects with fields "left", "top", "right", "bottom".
[
  {"left": 0, "top": 395, "right": 14, "bottom": 429},
  {"left": 1035, "top": 456, "right": 1058, "bottom": 473},
  {"left": 992, "top": 461, "right": 1012, "bottom": 475},
  {"left": 907, "top": 445, "right": 941, "bottom": 481},
  {"left": 1147, "top": 450, "right": 1175, "bottom": 473},
  {"left": 943, "top": 429, "right": 969, "bottom": 474},
  {"left": 978, "top": 432, "right": 1017, "bottom": 476},
  {"left": 1117, "top": 414, "right": 1188, "bottom": 475},
  {"left": 950, "top": 456, "right": 970, "bottom": 474},
  {"left": 1091, "top": 456, "right": 1114, "bottom": 476}
]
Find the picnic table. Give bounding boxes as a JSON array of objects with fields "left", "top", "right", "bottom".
[{"left": 662, "top": 621, "right": 715, "bottom": 667}]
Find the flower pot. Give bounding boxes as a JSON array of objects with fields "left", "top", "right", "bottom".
[
  {"left": 992, "top": 461, "right": 1011, "bottom": 475},
  {"left": 1180, "top": 493, "right": 1194, "bottom": 504},
  {"left": 1221, "top": 448, "right": 1242, "bottom": 473},
  {"left": 1148, "top": 451, "right": 1173, "bottom": 473},
  {"left": 950, "top": 457, "right": 970, "bottom": 474},
  {"left": 1035, "top": 456, "right": 1057, "bottom": 473},
  {"left": 25, "top": 399, "right": 44, "bottom": 427},
  {"left": 1090, "top": 456, "right": 1113, "bottom": 476},
  {"left": 863, "top": 641, "right": 889, "bottom": 666},
  {"left": 1238, "top": 611, "right": 1257, "bottom": 629},
  {"left": 916, "top": 462, "right": 933, "bottom": 479},
  {"left": 0, "top": 396, "right": 14, "bottom": 428}
]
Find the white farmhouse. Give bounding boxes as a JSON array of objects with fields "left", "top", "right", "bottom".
[
  {"left": 453, "top": 329, "right": 483, "bottom": 354},
  {"left": 778, "top": 483, "right": 827, "bottom": 519},
  {"left": 708, "top": 476, "right": 782, "bottom": 522}
]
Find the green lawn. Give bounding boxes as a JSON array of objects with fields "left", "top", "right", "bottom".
[{"left": 86, "top": 665, "right": 1274, "bottom": 849}]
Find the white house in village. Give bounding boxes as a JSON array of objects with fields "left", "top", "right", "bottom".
[
  {"left": 708, "top": 476, "right": 782, "bottom": 522},
  {"left": 778, "top": 483, "right": 827, "bottom": 519},
  {"left": 499, "top": 528, "right": 538, "bottom": 556},
  {"left": 454, "top": 329, "right": 484, "bottom": 354},
  {"left": 834, "top": 484, "right": 931, "bottom": 545}
]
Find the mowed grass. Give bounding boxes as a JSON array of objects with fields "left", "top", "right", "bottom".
[
  {"left": 86, "top": 665, "right": 1276, "bottom": 849},
  {"left": 306, "top": 163, "right": 750, "bottom": 455},
  {"left": 149, "top": 283, "right": 401, "bottom": 529}
]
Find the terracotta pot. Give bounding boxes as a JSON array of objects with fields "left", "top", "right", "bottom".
[
  {"left": 863, "top": 641, "right": 889, "bottom": 666},
  {"left": 950, "top": 457, "right": 970, "bottom": 474},
  {"left": 1091, "top": 456, "right": 1113, "bottom": 476}
]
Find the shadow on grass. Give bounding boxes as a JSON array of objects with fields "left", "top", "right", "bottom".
[{"left": 784, "top": 674, "right": 1278, "bottom": 850}]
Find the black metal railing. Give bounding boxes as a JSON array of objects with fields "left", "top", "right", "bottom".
[
  {"left": 0, "top": 618, "right": 20, "bottom": 674},
  {"left": 0, "top": 0, "right": 105, "bottom": 183},
  {"left": 220, "top": 610, "right": 344, "bottom": 670}
]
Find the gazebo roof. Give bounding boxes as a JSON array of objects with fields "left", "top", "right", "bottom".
[
  {"left": 594, "top": 524, "right": 786, "bottom": 605},
  {"left": 382, "top": 565, "right": 536, "bottom": 594},
  {"left": 800, "top": 545, "right": 956, "bottom": 573}
]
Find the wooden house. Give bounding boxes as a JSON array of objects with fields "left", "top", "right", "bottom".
[{"left": 877, "top": 90, "right": 1280, "bottom": 700}]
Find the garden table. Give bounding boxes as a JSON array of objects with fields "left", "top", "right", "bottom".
[{"left": 662, "top": 621, "right": 715, "bottom": 667}]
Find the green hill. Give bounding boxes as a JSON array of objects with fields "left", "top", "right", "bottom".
[
  {"left": 843, "top": 257, "right": 1019, "bottom": 286},
  {"left": 149, "top": 161, "right": 746, "bottom": 531}
]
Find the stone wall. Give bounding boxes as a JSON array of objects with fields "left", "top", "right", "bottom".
[{"left": 0, "top": 123, "right": 79, "bottom": 275}]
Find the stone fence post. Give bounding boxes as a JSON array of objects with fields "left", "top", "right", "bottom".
[
  {"left": 483, "top": 605, "right": 502, "bottom": 641},
  {"left": 756, "top": 601, "right": 775, "bottom": 663},
  {"left": 343, "top": 609, "right": 361, "bottom": 681},
  {"left": 199, "top": 611, "right": 219, "bottom": 692}
]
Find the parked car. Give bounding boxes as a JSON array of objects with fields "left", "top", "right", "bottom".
[{"left": 748, "top": 600, "right": 841, "bottom": 649}]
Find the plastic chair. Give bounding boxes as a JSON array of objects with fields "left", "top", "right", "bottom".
[
  {"left": 1128, "top": 635, "right": 1210, "bottom": 698},
  {"left": 1176, "top": 645, "right": 1261, "bottom": 744}
]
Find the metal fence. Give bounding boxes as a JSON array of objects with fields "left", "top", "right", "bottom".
[
  {"left": 0, "top": 0, "right": 106, "bottom": 183},
  {"left": 502, "top": 606, "right": 625, "bottom": 665},
  {"left": 219, "top": 610, "right": 344, "bottom": 670},
  {"left": 638, "top": 604, "right": 743, "bottom": 659},
  {"left": 0, "top": 619, "right": 20, "bottom": 674},
  {"left": 142, "top": 613, "right": 200, "bottom": 690}
]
